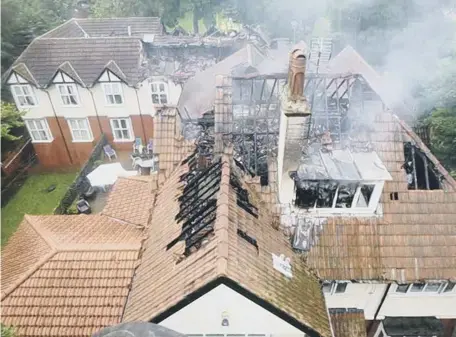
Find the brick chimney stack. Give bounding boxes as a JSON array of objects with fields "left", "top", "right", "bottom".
[{"left": 277, "top": 42, "right": 311, "bottom": 204}]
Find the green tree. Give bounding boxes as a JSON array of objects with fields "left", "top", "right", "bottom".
[
  {"left": 425, "top": 106, "right": 456, "bottom": 174},
  {"left": 1, "top": 102, "right": 25, "bottom": 142},
  {"left": 0, "top": 324, "right": 16, "bottom": 337}
]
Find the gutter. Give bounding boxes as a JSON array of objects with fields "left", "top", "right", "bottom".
[
  {"left": 87, "top": 88, "right": 104, "bottom": 137},
  {"left": 367, "top": 283, "right": 391, "bottom": 335},
  {"left": 134, "top": 87, "right": 148, "bottom": 143},
  {"left": 45, "top": 90, "right": 73, "bottom": 165}
]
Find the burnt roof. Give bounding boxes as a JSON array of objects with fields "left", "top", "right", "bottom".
[{"left": 123, "top": 149, "right": 332, "bottom": 337}]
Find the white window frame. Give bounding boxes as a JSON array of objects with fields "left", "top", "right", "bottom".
[
  {"left": 110, "top": 118, "right": 133, "bottom": 142},
  {"left": 393, "top": 282, "right": 455, "bottom": 295},
  {"left": 11, "top": 84, "right": 37, "bottom": 108},
  {"left": 67, "top": 118, "right": 93, "bottom": 143},
  {"left": 58, "top": 83, "right": 80, "bottom": 106},
  {"left": 322, "top": 281, "right": 349, "bottom": 295},
  {"left": 25, "top": 119, "right": 53, "bottom": 143},
  {"left": 150, "top": 81, "right": 169, "bottom": 105},
  {"left": 297, "top": 181, "right": 384, "bottom": 215},
  {"left": 102, "top": 82, "right": 124, "bottom": 105}
]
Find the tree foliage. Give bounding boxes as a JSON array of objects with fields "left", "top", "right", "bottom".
[
  {"left": 0, "top": 324, "right": 16, "bottom": 337},
  {"left": 1, "top": 102, "right": 25, "bottom": 142}
]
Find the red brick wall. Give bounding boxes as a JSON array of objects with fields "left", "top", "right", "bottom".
[{"left": 33, "top": 115, "right": 154, "bottom": 169}]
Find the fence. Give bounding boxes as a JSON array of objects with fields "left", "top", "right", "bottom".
[
  {"left": 53, "top": 134, "right": 107, "bottom": 214},
  {"left": 1, "top": 138, "right": 37, "bottom": 207}
]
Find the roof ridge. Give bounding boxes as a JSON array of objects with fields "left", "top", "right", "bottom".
[
  {"left": 39, "top": 18, "right": 79, "bottom": 39},
  {"left": 23, "top": 215, "right": 60, "bottom": 249},
  {"left": 1, "top": 251, "right": 57, "bottom": 301},
  {"left": 37, "top": 36, "right": 142, "bottom": 40},
  {"left": 12, "top": 63, "right": 39, "bottom": 86},
  {"left": 73, "top": 19, "right": 89, "bottom": 37},
  {"left": 57, "top": 61, "right": 85, "bottom": 86},
  {"left": 74, "top": 16, "right": 161, "bottom": 21},
  {"left": 214, "top": 155, "right": 231, "bottom": 275}
]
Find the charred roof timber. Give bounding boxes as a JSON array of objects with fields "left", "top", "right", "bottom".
[{"left": 167, "top": 158, "right": 222, "bottom": 257}]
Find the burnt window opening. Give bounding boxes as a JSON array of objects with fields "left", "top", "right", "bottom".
[
  {"left": 237, "top": 229, "right": 259, "bottom": 251},
  {"left": 355, "top": 184, "right": 375, "bottom": 207},
  {"left": 168, "top": 159, "right": 222, "bottom": 257},
  {"left": 403, "top": 142, "right": 441, "bottom": 190},
  {"left": 230, "top": 173, "right": 259, "bottom": 218},
  {"left": 390, "top": 192, "right": 399, "bottom": 201},
  {"left": 292, "top": 177, "right": 380, "bottom": 211}
]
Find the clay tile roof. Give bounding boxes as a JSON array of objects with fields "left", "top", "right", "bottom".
[
  {"left": 306, "top": 107, "right": 456, "bottom": 282},
  {"left": 329, "top": 308, "right": 367, "bottom": 337},
  {"left": 1, "top": 214, "right": 144, "bottom": 337},
  {"left": 102, "top": 177, "right": 155, "bottom": 226},
  {"left": 123, "top": 153, "right": 331, "bottom": 337}
]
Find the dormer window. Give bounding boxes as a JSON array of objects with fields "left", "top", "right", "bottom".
[
  {"left": 293, "top": 179, "right": 384, "bottom": 214},
  {"left": 11, "top": 85, "right": 37, "bottom": 107},
  {"left": 58, "top": 84, "right": 79, "bottom": 106},
  {"left": 103, "top": 83, "right": 123, "bottom": 105},
  {"left": 150, "top": 81, "right": 168, "bottom": 105}
]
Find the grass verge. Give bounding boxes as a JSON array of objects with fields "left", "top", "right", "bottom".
[{"left": 1, "top": 172, "right": 75, "bottom": 246}]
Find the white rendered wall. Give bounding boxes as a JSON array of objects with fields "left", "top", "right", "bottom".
[
  {"left": 90, "top": 82, "right": 140, "bottom": 118},
  {"left": 377, "top": 284, "right": 456, "bottom": 319},
  {"left": 159, "top": 284, "right": 305, "bottom": 336},
  {"left": 324, "top": 283, "right": 387, "bottom": 320},
  {"left": 137, "top": 77, "right": 182, "bottom": 117},
  {"left": 17, "top": 88, "right": 54, "bottom": 119},
  {"left": 46, "top": 84, "right": 96, "bottom": 118}
]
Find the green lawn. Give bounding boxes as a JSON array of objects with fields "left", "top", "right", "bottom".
[{"left": 1, "top": 172, "right": 75, "bottom": 246}]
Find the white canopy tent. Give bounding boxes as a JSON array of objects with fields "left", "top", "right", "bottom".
[{"left": 87, "top": 163, "right": 136, "bottom": 190}]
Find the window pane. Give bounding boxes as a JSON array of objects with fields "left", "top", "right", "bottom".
[
  {"left": 31, "top": 130, "right": 41, "bottom": 140},
  {"left": 335, "top": 282, "right": 347, "bottom": 293},
  {"left": 39, "top": 130, "right": 48, "bottom": 140},
  {"left": 322, "top": 283, "right": 332, "bottom": 293},
  {"left": 120, "top": 119, "right": 127, "bottom": 128},
  {"left": 112, "top": 120, "right": 120, "bottom": 129},
  {"left": 70, "top": 95, "right": 78, "bottom": 105},
  {"left": 18, "top": 96, "right": 27, "bottom": 106},
  {"left": 151, "top": 83, "right": 157, "bottom": 92},
  {"left": 13, "top": 86, "right": 22, "bottom": 95},
  {"left": 73, "top": 130, "right": 82, "bottom": 140},
  {"left": 114, "top": 94, "right": 122, "bottom": 104},
  {"left": 335, "top": 184, "right": 357, "bottom": 208},
  {"left": 122, "top": 129, "right": 129, "bottom": 139},
  {"left": 59, "top": 86, "right": 66, "bottom": 94},
  {"left": 425, "top": 282, "right": 441, "bottom": 292},
  {"left": 160, "top": 94, "right": 168, "bottom": 104},
  {"left": 67, "top": 85, "right": 74, "bottom": 94},
  {"left": 35, "top": 120, "right": 44, "bottom": 129},
  {"left": 410, "top": 283, "right": 425, "bottom": 292},
  {"left": 152, "top": 94, "right": 159, "bottom": 104},
  {"left": 396, "top": 284, "right": 409, "bottom": 293},
  {"left": 159, "top": 83, "right": 165, "bottom": 91},
  {"left": 444, "top": 282, "right": 455, "bottom": 292},
  {"left": 80, "top": 130, "right": 89, "bottom": 140},
  {"left": 356, "top": 185, "right": 375, "bottom": 207},
  {"left": 22, "top": 85, "right": 31, "bottom": 95},
  {"left": 114, "top": 130, "right": 122, "bottom": 139}
]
